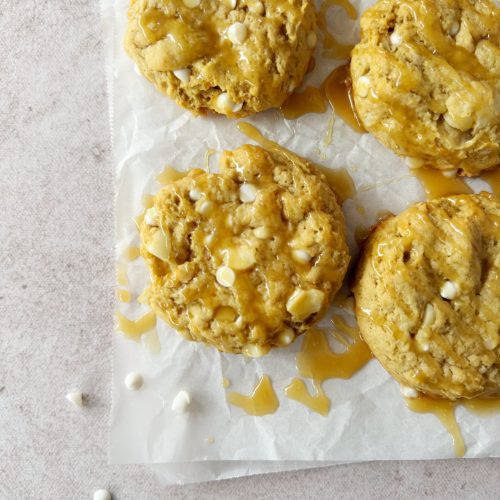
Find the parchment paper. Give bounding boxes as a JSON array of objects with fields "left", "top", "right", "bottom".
[{"left": 102, "top": 0, "right": 500, "bottom": 484}]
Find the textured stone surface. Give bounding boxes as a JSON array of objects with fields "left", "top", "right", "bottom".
[{"left": 0, "top": 1, "right": 499, "bottom": 498}]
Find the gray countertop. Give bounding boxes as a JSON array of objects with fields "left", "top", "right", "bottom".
[{"left": 1, "top": 1, "right": 498, "bottom": 498}]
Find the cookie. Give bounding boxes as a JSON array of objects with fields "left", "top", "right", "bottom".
[
  {"left": 124, "top": 0, "right": 317, "bottom": 117},
  {"left": 354, "top": 193, "right": 500, "bottom": 400},
  {"left": 350, "top": 0, "right": 500, "bottom": 176},
  {"left": 140, "top": 144, "right": 350, "bottom": 355}
]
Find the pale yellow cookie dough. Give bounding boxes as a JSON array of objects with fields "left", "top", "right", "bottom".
[
  {"left": 124, "top": 0, "right": 317, "bottom": 117},
  {"left": 140, "top": 145, "right": 350, "bottom": 355},
  {"left": 354, "top": 193, "right": 500, "bottom": 400},
  {"left": 350, "top": 0, "right": 500, "bottom": 176}
]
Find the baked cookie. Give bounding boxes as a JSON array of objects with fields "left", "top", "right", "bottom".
[
  {"left": 350, "top": 0, "right": 500, "bottom": 176},
  {"left": 124, "top": 0, "right": 317, "bottom": 117},
  {"left": 140, "top": 144, "right": 350, "bottom": 355},
  {"left": 354, "top": 193, "right": 500, "bottom": 400}
]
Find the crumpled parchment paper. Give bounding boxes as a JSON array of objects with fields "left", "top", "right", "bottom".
[{"left": 101, "top": 0, "right": 500, "bottom": 484}]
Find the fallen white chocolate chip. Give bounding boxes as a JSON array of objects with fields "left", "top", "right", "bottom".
[
  {"left": 286, "top": 288, "right": 325, "bottom": 321},
  {"left": 422, "top": 303, "right": 435, "bottom": 327},
  {"left": 173, "top": 68, "right": 191, "bottom": 83},
  {"left": 400, "top": 385, "right": 418, "bottom": 398},
  {"left": 188, "top": 188, "right": 202, "bottom": 201},
  {"left": 216, "top": 266, "right": 236, "bottom": 287},
  {"left": 292, "top": 249, "right": 311, "bottom": 264},
  {"left": 440, "top": 280, "right": 458, "bottom": 300},
  {"left": 239, "top": 183, "right": 258, "bottom": 203},
  {"left": 93, "top": 490, "right": 112, "bottom": 500},
  {"left": 182, "top": 0, "right": 201, "bottom": 7},
  {"left": 172, "top": 390, "right": 191, "bottom": 413},
  {"left": 144, "top": 206, "right": 159, "bottom": 226},
  {"left": 124, "top": 372, "right": 143, "bottom": 391},
  {"left": 242, "top": 343, "right": 270, "bottom": 358},
  {"left": 224, "top": 245, "right": 256, "bottom": 270},
  {"left": 227, "top": 22, "right": 248, "bottom": 45},
  {"left": 253, "top": 226, "right": 270, "bottom": 239},
  {"left": 65, "top": 391, "right": 83, "bottom": 407},
  {"left": 307, "top": 31, "right": 317, "bottom": 49},
  {"left": 146, "top": 230, "right": 169, "bottom": 261}
]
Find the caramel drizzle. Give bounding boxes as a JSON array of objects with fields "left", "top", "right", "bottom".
[
  {"left": 410, "top": 167, "right": 472, "bottom": 199},
  {"left": 285, "top": 315, "right": 372, "bottom": 415},
  {"left": 227, "top": 375, "right": 280, "bottom": 416},
  {"left": 281, "top": 86, "right": 327, "bottom": 119},
  {"left": 116, "top": 310, "right": 156, "bottom": 340}
]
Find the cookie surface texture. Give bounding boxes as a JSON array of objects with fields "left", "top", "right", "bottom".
[
  {"left": 350, "top": 0, "right": 500, "bottom": 176},
  {"left": 125, "top": 0, "right": 317, "bottom": 117},
  {"left": 354, "top": 193, "right": 500, "bottom": 399},
  {"left": 140, "top": 144, "right": 350, "bottom": 355}
]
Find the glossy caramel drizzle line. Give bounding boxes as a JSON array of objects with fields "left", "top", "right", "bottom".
[
  {"left": 116, "top": 310, "right": 156, "bottom": 340},
  {"left": 280, "top": 87, "right": 327, "bottom": 119},
  {"left": 227, "top": 375, "right": 280, "bottom": 416},
  {"left": 410, "top": 167, "right": 472, "bottom": 199}
]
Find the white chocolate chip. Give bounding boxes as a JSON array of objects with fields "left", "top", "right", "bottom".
[
  {"left": 484, "top": 337, "right": 498, "bottom": 350},
  {"left": 146, "top": 230, "right": 169, "bottom": 261},
  {"left": 188, "top": 188, "right": 202, "bottom": 201},
  {"left": 250, "top": 1, "right": 264, "bottom": 15},
  {"left": 172, "top": 390, "right": 191, "bottom": 413},
  {"left": 242, "top": 344, "right": 270, "bottom": 358},
  {"left": 449, "top": 21, "right": 460, "bottom": 36},
  {"left": 286, "top": 288, "right": 325, "bottom": 321},
  {"left": 307, "top": 31, "right": 317, "bottom": 49},
  {"left": 65, "top": 391, "right": 83, "bottom": 407},
  {"left": 173, "top": 68, "right": 191, "bottom": 83},
  {"left": 144, "top": 206, "right": 159, "bottom": 226},
  {"left": 400, "top": 385, "right": 418, "bottom": 398},
  {"left": 215, "top": 92, "right": 242, "bottom": 113},
  {"left": 406, "top": 156, "right": 425, "bottom": 168},
  {"left": 224, "top": 245, "right": 256, "bottom": 270},
  {"left": 227, "top": 22, "right": 248, "bottom": 45},
  {"left": 422, "top": 303, "right": 435, "bottom": 327},
  {"left": 196, "top": 200, "right": 213, "bottom": 215},
  {"left": 93, "top": 490, "right": 112, "bottom": 500},
  {"left": 292, "top": 249, "right": 312, "bottom": 264},
  {"left": 226, "top": 0, "right": 237, "bottom": 7},
  {"left": 389, "top": 31, "right": 402, "bottom": 46},
  {"left": 216, "top": 266, "right": 236, "bottom": 287},
  {"left": 253, "top": 226, "right": 271, "bottom": 239},
  {"left": 204, "top": 233, "right": 214, "bottom": 246},
  {"left": 440, "top": 280, "right": 458, "bottom": 300},
  {"left": 239, "top": 183, "right": 258, "bottom": 203},
  {"left": 421, "top": 343, "right": 430, "bottom": 352},
  {"left": 235, "top": 315, "right": 244, "bottom": 328},
  {"left": 124, "top": 372, "right": 143, "bottom": 391},
  {"left": 182, "top": 0, "right": 201, "bottom": 7},
  {"left": 278, "top": 328, "right": 295, "bottom": 346},
  {"left": 356, "top": 76, "right": 371, "bottom": 98}
]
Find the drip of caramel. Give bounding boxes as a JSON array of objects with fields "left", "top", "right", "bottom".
[
  {"left": 280, "top": 87, "right": 327, "bottom": 120},
  {"left": 404, "top": 395, "right": 465, "bottom": 457},
  {"left": 116, "top": 310, "right": 156, "bottom": 340},
  {"left": 482, "top": 168, "right": 500, "bottom": 197},
  {"left": 323, "top": 65, "right": 365, "bottom": 134},
  {"left": 156, "top": 166, "right": 186, "bottom": 185},
  {"left": 462, "top": 397, "right": 500, "bottom": 417},
  {"left": 411, "top": 167, "right": 472, "bottom": 199},
  {"left": 285, "top": 378, "right": 330, "bottom": 416},
  {"left": 227, "top": 375, "right": 279, "bottom": 416}
]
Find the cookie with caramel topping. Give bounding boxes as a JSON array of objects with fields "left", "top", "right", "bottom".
[
  {"left": 124, "top": 0, "right": 317, "bottom": 117},
  {"left": 350, "top": 0, "right": 500, "bottom": 176},
  {"left": 354, "top": 193, "right": 500, "bottom": 399},
  {"left": 140, "top": 144, "right": 350, "bottom": 355}
]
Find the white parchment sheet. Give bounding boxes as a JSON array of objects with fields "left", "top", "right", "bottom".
[{"left": 102, "top": 0, "right": 500, "bottom": 484}]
